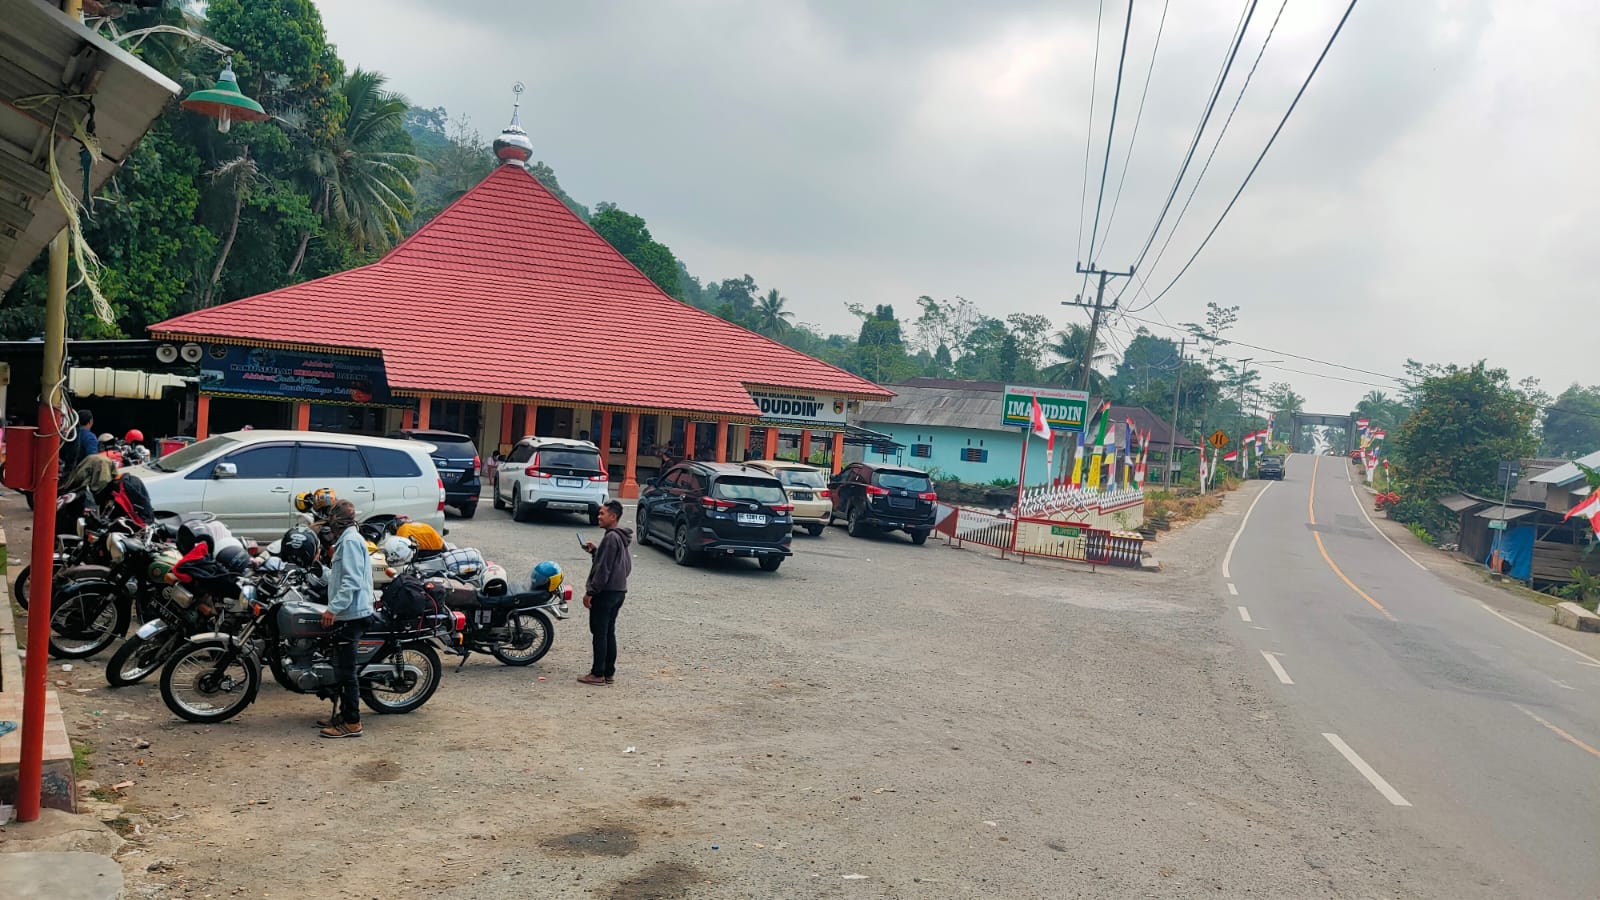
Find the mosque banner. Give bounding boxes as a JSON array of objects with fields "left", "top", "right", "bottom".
[
  {"left": 198, "top": 344, "right": 403, "bottom": 406},
  {"left": 748, "top": 388, "right": 849, "bottom": 427}
]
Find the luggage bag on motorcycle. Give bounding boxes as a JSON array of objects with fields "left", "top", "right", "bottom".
[{"left": 380, "top": 572, "right": 447, "bottom": 622}]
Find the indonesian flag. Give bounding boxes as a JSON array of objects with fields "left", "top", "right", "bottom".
[
  {"left": 1562, "top": 491, "right": 1600, "bottom": 530},
  {"left": 1198, "top": 448, "right": 1209, "bottom": 483},
  {"left": 1370, "top": 429, "right": 1386, "bottom": 441},
  {"left": 1223, "top": 450, "right": 1239, "bottom": 463},
  {"left": 1030, "top": 395, "right": 1054, "bottom": 471}
]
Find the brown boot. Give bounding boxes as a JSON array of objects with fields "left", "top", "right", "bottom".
[
  {"left": 604, "top": 677, "right": 614, "bottom": 684},
  {"left": 576, "top": 674, "right": 607, "bottom": 686},
  {"left": 320, "top": 722, "right": 363, "bottom": 739}
]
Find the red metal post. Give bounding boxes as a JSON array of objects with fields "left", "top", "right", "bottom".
[{"left": 18, "top": 409, "right": 61, "bottom": 821}]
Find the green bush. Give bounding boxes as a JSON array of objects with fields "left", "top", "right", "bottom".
[
  {"left": 1405, "top": 522, "right": 1434, "bottom": 545},
  {"left": 988, "top": 478, "right": 1018, "bottom": 488}
]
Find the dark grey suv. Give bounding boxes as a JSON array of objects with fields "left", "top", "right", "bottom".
[
  {"left": 388, "top": 429, "right": 481, "bottom": 518},
  {"left": 828, "top": 462, "right": 936, "bottom": 544},
  {"left": 637, "top": 462, "right": 794, "bottom": 572}
]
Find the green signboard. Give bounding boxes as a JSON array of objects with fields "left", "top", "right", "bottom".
[
  {"left": 1051, "top": 525, "right": 1083, "bottom": 538},
  {"left": 1002, "top": 385, "right": 1090, "bottom": 432},
  {"left": 1486, "top": 519, "right": 1507, "bottom": 531}
]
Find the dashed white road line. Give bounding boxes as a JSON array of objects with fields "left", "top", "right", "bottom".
[
  {"left": 1222, "top": 481, "right": 1274, "bottom": 579},
  {"left": 1322, "top": 733, "right": 1412, "bottom": 807},
  {"left": 1260, "top": 650, "right": 1293, "bottom": 684},
  {"left": 1237, "top": 605, "right": 1252, "bottom": 622},
  {"left": 1226, "top": 583, "right": 1239, "bottom": 596}
]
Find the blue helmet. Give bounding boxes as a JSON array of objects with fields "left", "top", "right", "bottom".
[{"left": 530, "top": 560, "right": 562, "bottom": 592}]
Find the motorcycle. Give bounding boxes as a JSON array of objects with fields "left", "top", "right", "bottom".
[
  {"left": 158, "top": 567, "right": 455, "bottom": 724},
  {"left": 13, "top": 492, "right": 95, "bottom": 610},
  {"left": 104, "top": 539, "right": 240, "bottom": 687}
]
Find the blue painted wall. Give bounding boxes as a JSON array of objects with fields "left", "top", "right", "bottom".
[{"left": 859, "top": 422, "right": 1076, "bottom": 485}]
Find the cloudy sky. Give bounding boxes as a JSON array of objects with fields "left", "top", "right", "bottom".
[{"left": 317, "top": 0, "right": 1599, "bottom": 412}]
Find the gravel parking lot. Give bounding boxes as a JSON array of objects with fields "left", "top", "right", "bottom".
[{"left": 11, "top": 488, "right": 1445, "bottom": 898}]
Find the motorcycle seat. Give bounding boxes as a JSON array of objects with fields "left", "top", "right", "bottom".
[{"left": 473, "top": 590, "right": 550, "bottom": 609}]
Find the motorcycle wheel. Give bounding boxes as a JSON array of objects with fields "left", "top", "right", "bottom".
[
  {"left": 360, "top": 643, "right": 442, "bottom": 715},
  {"left": 106, "top": 629, "right": 181, "bottom": 687},
  {"left": 47, "top": 587, "right": 128, "bottom": 659},
  {"left": 160, "top": 640, "right": 260, "bottom": 724},
  {"left": 14, "top": 566, "right": 29, "bottom": 611},
  {"left": 490, "top": 610, "right": 554, "bottom": 666}
]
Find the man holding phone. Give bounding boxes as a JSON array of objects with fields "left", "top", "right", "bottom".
[{"left": 578, "top": 499, "right": 632, "bottom": 686}]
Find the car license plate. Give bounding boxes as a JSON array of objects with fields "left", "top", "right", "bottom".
[
  {"left": 889, "top": 496, "right": 914, "bottom": 509},
  {"left": 792, "top": 491, "right": 812, "bottom": 500},
  {"left": 556, "top": 477, "right": 584, "bottom": 488},
  {"left": 548, "top": 502, "right": 586, "bottom": 511},
  {"left": 737, "top": 513, "right": 767, "bottom": 526}
]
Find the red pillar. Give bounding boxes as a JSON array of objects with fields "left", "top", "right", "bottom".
[
  {"left": 18, "top": 409, "right": 62, "bottom": 821},
  {"left": 499, "top": 402, "right": 513, "bottom": 453},
  {"left": 195, "top": 394, "right": 211, "bottom": 439},
  {"left": 621, "top": 412, "right": 641, "bottom": 498},
  {"left": 599, "top": 410, "right": 613, "bottom": 467},
  {"left": 799, "top": 429, "right": 813, "bottom": 465},
  {"left": 683, "top": 420, "right": 697, "bottom": 461},
  {"left": 524, "top": 402, "right": 539, "bottom": 438},
  {"left": 831, "top": 430, "right": 846, "bottom": 474},
  {"left": 764, "top": 427, "right": 780, "bottom": 460},
  {"left": 714, "top": 419, "right": 728, "bottom": 462},
  {"left": 294, "top": 401, "right": 311, "bottom": 431},
  {"left": 401, "top": 407, "right": 414, "bottom": 430},
  {"left": 417, "top": 396, "right": 432, "bottom": 430}
]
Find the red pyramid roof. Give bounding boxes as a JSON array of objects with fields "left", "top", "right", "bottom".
[{"left": 152, "top": 163, "right": 889, "bottom": 417}]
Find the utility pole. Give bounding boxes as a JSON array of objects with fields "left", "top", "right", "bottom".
[
  {"left": 1063, "top": 262, "right": 1135, "bottom": 393},
  {"left": 1235, "top": 358, "right": 1253, "bottom": 478},
  {"left": 1165, "top": 338, "right": 1186, "bottom": 488}
]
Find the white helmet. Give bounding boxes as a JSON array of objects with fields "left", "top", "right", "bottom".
[{"left": 381, "top": 535, "right": 416, "bottom": 567}]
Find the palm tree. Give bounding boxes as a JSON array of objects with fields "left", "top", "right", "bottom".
[
  {"left": 754, "top": 288, "right": 794, "bottom": 335},
  {"left": 201, "top": 147, "right": 262, "bottom": 307},
  {"left": 1041, "top": 324, "right": 1109, "bottom": 392},
  {"left": 288, "top": 68, "right": 426, "bottom": 274}
]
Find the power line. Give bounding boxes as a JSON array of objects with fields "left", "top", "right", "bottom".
[
  {"left": 1118, "top": 310, "right": 1406, "bottom": 382},
  {"left": 1124, "top": 0, "right": 1290, "bottom": 309},
  {"left": 1084, "top": 0, "right": 1138, "bottom": 263},
  {"left": 1074, "top": 0, "right": 1107, "bottom": 280},
  {"left": 1123, "top": 0, "right": 1258, "bottom": 273},
  {"left": 1096, "top": 0, "right": 1170, "bottom": 260},
  {"left": 1133, "top": 0, "right": 1361, "bottom": 312}
]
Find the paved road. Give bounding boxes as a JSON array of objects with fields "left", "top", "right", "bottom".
[{"left": 1225, "top": 453, "right": 1600, "bottom": 897}]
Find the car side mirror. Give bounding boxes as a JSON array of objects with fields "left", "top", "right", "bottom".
[{"left": 212, "top": 462, "right": 237, "bottom": 480}]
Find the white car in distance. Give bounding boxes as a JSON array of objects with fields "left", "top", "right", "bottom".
[
  {"left": 130, "top": 430, "right": 446, "bottom": 542},
  {"left": 493, "top": 437, "right": 609, "bottom": 525}
]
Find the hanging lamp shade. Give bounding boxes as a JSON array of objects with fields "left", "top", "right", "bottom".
[{"left": 180, "top": 63, "right": 268, "bottom": 133}]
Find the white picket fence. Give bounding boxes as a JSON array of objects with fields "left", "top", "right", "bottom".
[{"left": 1016, "top": 484, "right": 1145, "bottom": 521}]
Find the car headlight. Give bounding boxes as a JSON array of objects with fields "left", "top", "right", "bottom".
[{"left": 107, "top": 532, "right": 129, "bottom": 563}]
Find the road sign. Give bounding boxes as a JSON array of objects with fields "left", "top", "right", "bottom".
[
  {"left": 1208, "top": 430, "right": 1229, "bottom": 449},
  {"left": 1487, "top": 519, "right": 1507, "bottom": 531}
]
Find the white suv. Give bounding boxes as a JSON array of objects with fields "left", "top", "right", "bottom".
[
  {"left": 493, "top": 437, "right": 608, "bottom": 525},
  {"left": 130, "top": 431, "right": 446, "bottom": 542}
]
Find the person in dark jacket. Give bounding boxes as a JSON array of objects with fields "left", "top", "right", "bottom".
[
  {"left": 578, "top": 499, "right": 632, "bottom": 685},
  {"left": 64, "top": 453, "right": 155, "bottom": 526}
]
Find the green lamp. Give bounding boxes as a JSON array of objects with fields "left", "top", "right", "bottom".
[{"left": 181, "top": 60, "right": 268, "bottom": 133}]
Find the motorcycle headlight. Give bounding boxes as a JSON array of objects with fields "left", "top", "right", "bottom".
[
  {"left": 107, "top": 532, "right": 128, "bottom": 563},
  {"left": 75, "top": 517, "right": 86, "bottom": 539}
]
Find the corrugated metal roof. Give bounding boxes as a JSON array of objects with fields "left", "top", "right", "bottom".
[
  {"left": 1528, "top": 449, "right": 1600, "bottom": 486},
  {"left": 1438, "top": 493, "right": 1487, "bottom": 513},
  {"left": 152, "top": 164, "right": 890, "bottom": 416},
  {"left": 1473, "top": 505, "right": 1541, "bottom": 523}
]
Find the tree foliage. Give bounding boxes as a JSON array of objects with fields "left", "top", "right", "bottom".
[
  {"left": 590, "top": 203, "right": 683, "bottom": 299},
  {"left": 1540, "top": 384, "right": 1600, "bottom": 459}
]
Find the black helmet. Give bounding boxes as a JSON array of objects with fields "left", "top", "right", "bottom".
[
  {"left": 215, "top": 544, "right": 251, "bottom": 575},
  {"left": 279, "top": 525, "right": 320, "bottom": 568}
]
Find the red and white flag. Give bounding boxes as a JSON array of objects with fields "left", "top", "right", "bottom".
[
  {"left": 1223, "top": 450, "right": 1239, "bottom": 463},
  {"left": 1562, "top": 491, "right": 1600, "bottom": 531},
  {"left": 1030, "top": 395, "right": 1054, "bottom": 470}
]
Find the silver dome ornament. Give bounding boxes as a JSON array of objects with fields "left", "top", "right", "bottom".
[{"left": 493, "top": 82, "right": 534, "bottom": 165}]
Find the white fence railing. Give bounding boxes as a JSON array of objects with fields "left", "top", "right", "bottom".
[{"left": 1016, "top": 484, "right": 1144, "bottom": 520}]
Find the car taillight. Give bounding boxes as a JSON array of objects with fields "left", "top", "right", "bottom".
[
  {"left": 818, "top": 489, "right": 830, "bottom": 498},
  {"left": 865, "top": 485, "right": 889, "bottom": 496},
  {"left": 589, "top": 473, "right": 608, "bottom": 482},
  {"left": 437, "top": 477, "right": 446, "bottom": 511},
  {"left": 918, "top": 491, "right": 938, "bottom": 501},
  {"left": 771, "top": 503, "right": 794, "bottom": 513},
  {"left": 524, "top": 466, "right": 552, "bottom": 478},
  {"left": 701, "top": 497, "right": 736, "bottom": 511},
  {"left": 471, "top": 455, "right": 480, "bottom": 472}
]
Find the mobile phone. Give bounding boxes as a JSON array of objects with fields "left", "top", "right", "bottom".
[{"left": 576, "top": 531, "right": 587, "bottom": 547}]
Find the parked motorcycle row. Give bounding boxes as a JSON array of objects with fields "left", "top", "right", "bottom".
[{"left": 23, "top": 489, "right": 572, "bottom": 726}]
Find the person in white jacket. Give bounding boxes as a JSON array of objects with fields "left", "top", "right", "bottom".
[{"left": 319, "top": 500, "right": 374, "bottom": 738}]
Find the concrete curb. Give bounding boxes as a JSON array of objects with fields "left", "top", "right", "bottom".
[
  {"left": 1553, "top": 601, "right": 1600, "bottom": 633},
  {"left": 0, "top": 527, "right": 21, "bottom": 692},
  {"left": 0, "top": 850, "right": 123, "bottom": 899}
]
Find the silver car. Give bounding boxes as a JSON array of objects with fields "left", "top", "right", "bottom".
[{"left": 130, "top": 430, "right": 446, "bottom": 542}]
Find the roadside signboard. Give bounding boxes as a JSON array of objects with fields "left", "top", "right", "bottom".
[
  {"left": 747, "top": 388, "right": 849, "bottom": 427},
  {"left": 1001, "top": 385, "right": 1089, "bottom": 432},
  {"left": 1051, "top": 525, "right": 1082, "bottom": 537},
  {"left": 1487, "top": 519, "right": 1507, "bottom": 530},
  {"left": 1208, "top": 430, "right": 1230, "bottom": 449}
]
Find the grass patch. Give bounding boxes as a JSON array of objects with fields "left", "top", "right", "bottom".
[
  {"left": 1144, "top": 488, "right": 1226, "bottom": 525},
  {"left": 71, "top": 738, "right": 93, "bottom": 779}
]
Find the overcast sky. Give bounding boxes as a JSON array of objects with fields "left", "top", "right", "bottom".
[{"left": 316, "top": 0, "right": 1599, "bottom": 412}]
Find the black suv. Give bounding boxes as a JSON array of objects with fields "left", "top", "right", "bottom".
[
  {"left": 388, "top": 429, "right": 482, "bottom": 518},
  {"left": 1257, "top": 454, "right": 1286, "bottom": 480},
  {"left": 829, "top": 462, "right": 936, "bottom": 544},
  {"left": 637, "top": 462, "right": 793, "bottom": 572}
]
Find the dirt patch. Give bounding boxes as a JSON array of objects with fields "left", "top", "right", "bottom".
[
  {"left": 353, "top": 758, "right": 402, "bottom": 782},
  {"left": 635, "top": 796, "right": 686, "bottom": 810},
  {"left": 605, "top": 861, "right": 706, "bottom": 899},
  {"left": 540, "top": 824, "right": 640, "bottom": 857}
]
